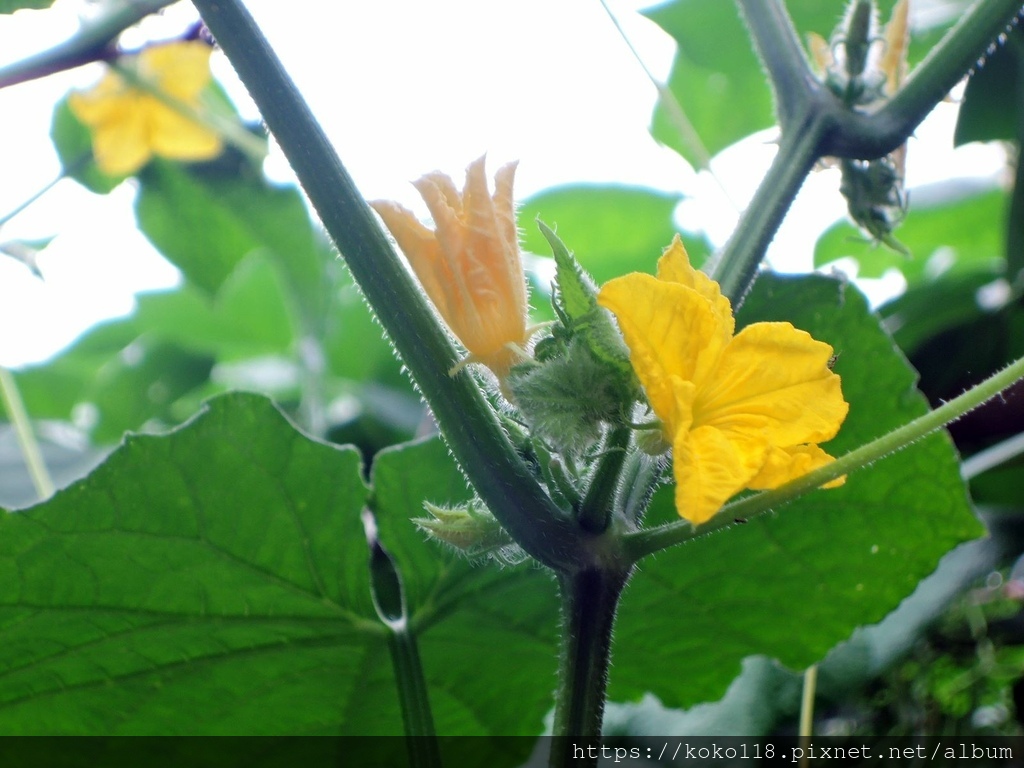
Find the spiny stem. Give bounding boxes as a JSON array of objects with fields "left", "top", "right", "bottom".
[{"left": 550, "top": 567, "right": 631, "bottom": 768}]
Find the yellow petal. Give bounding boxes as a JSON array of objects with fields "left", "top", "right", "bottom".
[
  {"left": 749, "top": 444, "right": 845, "bottom": 490},
  {"left": 139, "top": 41, "right": 215, "bottom": 101},
  {"left": 147, "top": 102, "right": 223, "bottom": 161},
  {"left": 656, "top": 235, "right": 734, "bottom": 339},
  {"left": 674, "top": 420, "right": 770, "bottom": 525},
  {"left": 598, "top": 273, "right": 724, "bottom": 433},
  {"left": 695, "top": 321, "right": 848, "bottom": 447}
]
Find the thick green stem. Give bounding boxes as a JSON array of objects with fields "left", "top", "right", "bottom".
[
  {"left": 0, "top": 0, "right": 173, "bottom": 89},
  {"left": 624, "top": 353, "right": 1024, "bottom": 562},
  {"left": 550, "top": 567, "right": 631, "bottom": 768},
  {"left": 577, "top": 427, "right": 631, "bottom": 533},
  {"left": 827, "top": 0, "right": 1024, "bottom": 158},
  {"left": 735, "top": 0, "right": 819, "bottom": 127},
  {"left": 191, "top": 0, "right": 585, "bottom": 572},
  {"left": 709, "top": 110, "right": 830, "bottom": 306}
]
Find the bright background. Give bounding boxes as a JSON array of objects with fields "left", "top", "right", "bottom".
[{"left": 0, "top": 0, "right": 1005, "bottom": 367}]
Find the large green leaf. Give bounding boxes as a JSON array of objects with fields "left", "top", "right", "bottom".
[
  {"left": 646, "top": 0, "right": 959, "bottom": 166},
  {"left": 954, "top": 24, "right": 1024, "bottom": 146},
  {"left": 814, "top": 188, "right": 1006, "bottom": 283},
  {"left": 372, "top": 438, "right": 560, "bottom": 738},
  {"left": 0, "top": 394, "right": 556, "bottom": 745},
  {"left": 610, "top": 273, "right": 981, "bottom": 709},
  {"left": 519, "top": 184, "right": 699, "bottom": 284}
]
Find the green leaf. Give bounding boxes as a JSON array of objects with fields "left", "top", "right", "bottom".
[
  {"left": 0, "top": 0, "right": 53, "bottom": 10},
  {"left": 814, "top": 188, "right": 1006, "bottom": 283},
  {"left": 954, "top": 24, "right": 1024, "bottom": 146},
  {"left": 610, "top": 273, "right": 981, "bottom": 709},
  {"left": 0, "top": 393, "right": 375, "bottom": 734},
  {"left": 371, "top": 438, "right": 560, "bottom": 739},
  {"left": 135, "top": 161, "right": 333, "bottom": 325},
  {"left": 519, "top": 185, "right": 694, "bottom": 284},
  {"left": 50, "top": 99, "right": 122, "bottom": 195},
  {"left": 0, "top": 397, "right": 557, "bottom": 744},
  {"left": 645, "top": 0, "right": 962, "bottom": 167}
]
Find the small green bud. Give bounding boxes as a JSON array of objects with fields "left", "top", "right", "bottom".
[{"left": 414, "top": 502, "right": 523, "bottom": 563}]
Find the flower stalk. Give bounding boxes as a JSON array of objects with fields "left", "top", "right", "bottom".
[{"left": 191, "top": 0, "right": 586, "bottom": 572}]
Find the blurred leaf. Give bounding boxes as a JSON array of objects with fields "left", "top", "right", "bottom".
[
  {"left": 815, "top": 187, "right": 1006, "bottom": 283},
  {"left": 50, "top": 99, "right": 121, "bottom": 195},
  {"left": 954, "top": 25, "right": 1024, "bottom": 146},
  {"left": 13, "top": 254, "right": 298, "bottom": 442},
  {"left": 136, "top": 161, "right": 333, "bottom": 326},
  {"left": 519, "top": 184, "right": 697, "bottom": 284},
  {"left": 0, "top": 0, "right": 53, "bottom": 10},
  {"left": 645, "top": 0, "right": 962, "bottom": 166},
  {"left": 878, "top": 264, "right": 1004, "bottom": 357},
  {"left": 0, "top": 396, "right": 556, "bottom": 747},
  {"left": 611, "top": 273, "right": 981, "bottom": 709}
]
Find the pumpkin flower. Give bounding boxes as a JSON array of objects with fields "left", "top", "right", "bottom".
[
  {"left": 370, "top": 157, "right": 530, "bottom": 379},
  {"left": 68, "top": 41, "right": 223, "bottom": 176},
  {"left": 598, "top": 237, "right": 849, "bottom": 525}
]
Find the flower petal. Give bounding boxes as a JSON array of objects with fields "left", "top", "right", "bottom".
[
  {"left": 598, "top": 273, "right": 724, "bottom": 433},
  {"left": 656, "top": 235, "right": 734, "bottom": 339},
  {"left": 749, "top": 444, "right": 845, "bottom": 490},
  {"left": 674, "top": 420, "right": 770, "bottom": 525},
  {"left": 696, "top": 321, "right": 848, "bottom": 447}
]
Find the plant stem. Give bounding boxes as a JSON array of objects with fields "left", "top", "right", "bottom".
[
  {"left": 709, "top": 109, "right": 829, "bottom": 306},
  {"left": 827, "top": 0, "right": 1024, "bottom": 158},
  {"left": 363, "top": 511, "right": 440, "bottom": 766},
  {"left": 550, "top": 567, "right": 631, "bottom": 768},
  {"left": 0, "top": 0, "right": 173, "bottom": 90},
  {"left": 0, "top": 366, "right": 54, "bottom": 501},
  {"left": 191, "top": 0, "right": 585, "bottom": 572},
  {"left": 577, "top": 427, "right": 630, "bottom": 533},
  {"left": 735, "top": 0, "right": 818, "bottom": 127},
  {"left": 624, "top": 352, "right": 1024, "bottom": 562},
  {"left": 799, "top": 664, "right": 817, "bottom": 738}
]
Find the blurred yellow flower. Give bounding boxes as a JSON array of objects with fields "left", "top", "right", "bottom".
[
  {"left": 69, "top": 41, "right": 223, "bottom": 176},
  {"left": 598, "top": 237, "right": 848, "bottom": 525},
  {"left": 371, "top": 157, "right": 530, "bottom": 378}
]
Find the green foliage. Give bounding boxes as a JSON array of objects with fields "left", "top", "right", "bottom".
[
  {"left": 611, "top": 273, "right": 981, "bottom": 708},
  {"left": 0, "top": 395, "right": 558, "bottom": 745},
  {"left": 955, "top": 24, "right": 1024, "bottom": 146},
  {"left": 815, "top": 188, "right": 1007, "bottom": 283},
  {"left": 519, "top": 185, "right": 698, "bottom": 282},
  {"left": 0, "top": 0, "right": 53, "bottom": 15}
]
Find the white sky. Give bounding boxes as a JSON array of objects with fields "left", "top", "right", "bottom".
[{"left": 0, "top": 0, "right": 1007, "bottom": 368}]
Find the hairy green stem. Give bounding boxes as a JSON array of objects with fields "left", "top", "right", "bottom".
[
  {"left": 550, "top": 567, "right": 631, "bottom": 768},
  {"left": 624, "top": 353, "right": 1024, "bottom": 562},
  {"left": 0, "top": 367, "right": 54, "bottom": 501},
  {"left": 735, "top": 0, "right": 819, "bottom": 127},
  {"left": 577, "top": 427, "right": 631, "bottom": 533},
  {"left": 827, "top": 0, "right": 1024, "bottom": 158},
  {"left": 0, "top": 0, "right": 172, "bottom": 89},
  {"left": 191, "top": 0, "right": 585, "bottom": 572},
  {"left": 709, "top": 110, "right": 829, "bottom": 305}
]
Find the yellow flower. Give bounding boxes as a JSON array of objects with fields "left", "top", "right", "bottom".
[
  {"left": 370, "top": 157, "right": 530, "bottom": 378},
  {"left": 69, "top": 41, "right": 223, "bottom": 176},
  {"left": 598, "top": 237, "right": 849, "bottom": 525}
]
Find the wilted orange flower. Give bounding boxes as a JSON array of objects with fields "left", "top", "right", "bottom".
[
  {"left": 371, "top": 157, "right": 530, "bottom": 378},
  {"left": 598, "top": 237, "right": 849, "bottom": 525},
  {"left": 69, "top": 41, "right": 223, "bottom": 176}
]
